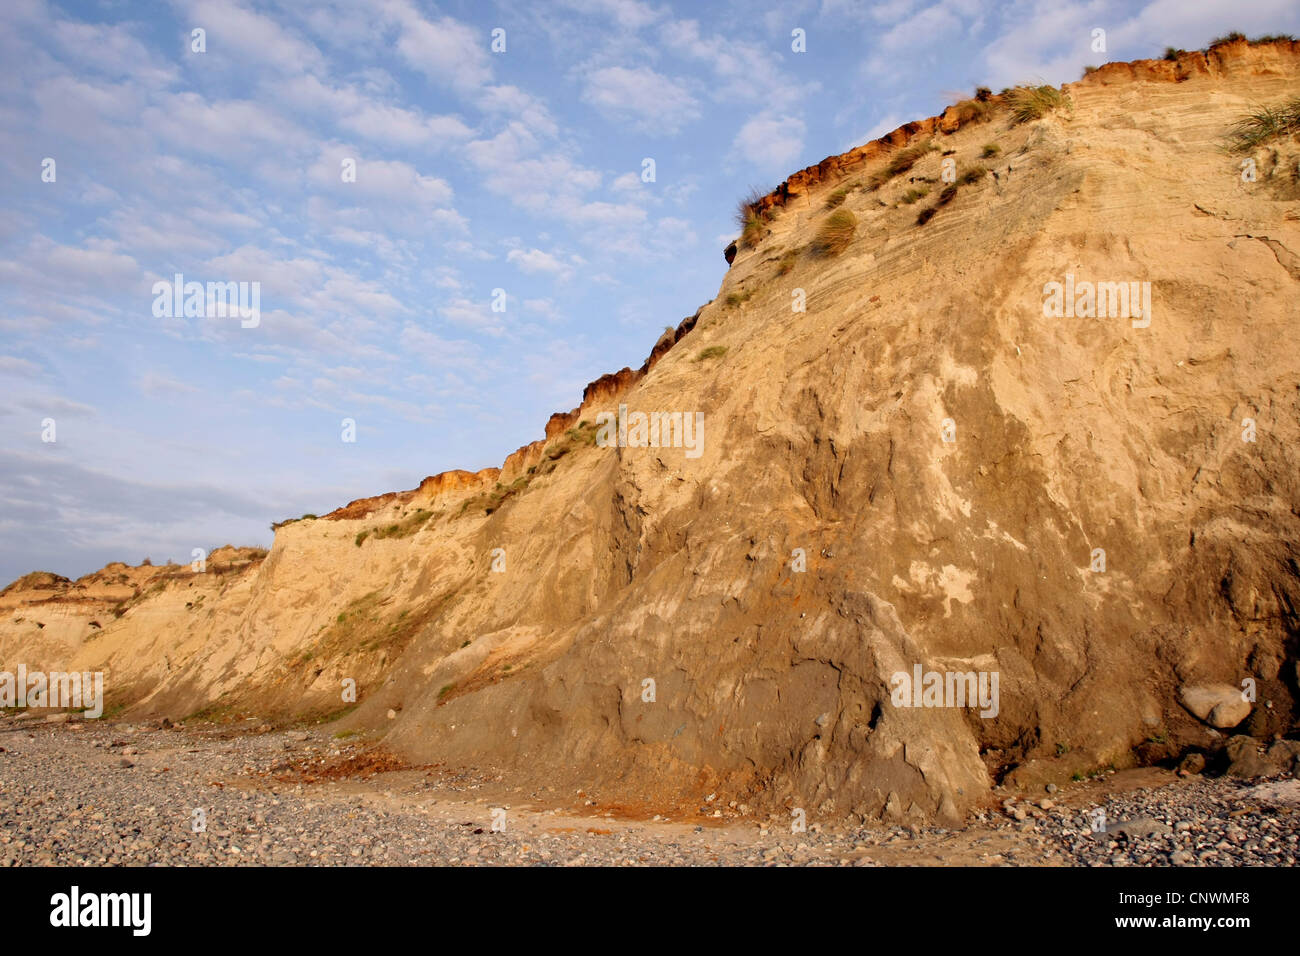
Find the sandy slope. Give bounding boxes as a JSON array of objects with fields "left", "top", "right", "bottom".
[{"left": 3, "top": 39, "right": 1299, "bottom": 827}]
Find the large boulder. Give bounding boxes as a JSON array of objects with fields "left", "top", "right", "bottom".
[{"left": 1179, "top": 684, "right": 1252, "bottom": 729}]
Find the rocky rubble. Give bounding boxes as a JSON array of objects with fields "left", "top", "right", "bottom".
[{"left": 1, "top": 719, "right": 1297, "bottom": 866}]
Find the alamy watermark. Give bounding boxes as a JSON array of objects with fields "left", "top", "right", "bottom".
[
  {"left": 1042, "top": 273, "right": 1151, "bottom": 328},
  {"left": 0, "top": 665, "right": 104, "bottom": 717},
  {"left": 595, "top": 403, "right": 704, "bottom": 459},
  {"left": 152, "top": 272, "right": 260, "bottom": 328},
  {"left": 890, "top": 664, "right": 999, "bottom": 718}
]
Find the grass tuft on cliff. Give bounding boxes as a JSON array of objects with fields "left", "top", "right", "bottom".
[
  {"left": 1226, "top": 96, "right": 1300, "bottom": 152},
  {"left": 811, "top": 209, "right": 857, "bottom": 256},
  {"left": 1006, "top": 84, "right": 1068, "bottom": 124},
  {"left": 735, "top": 185, "right": 772, "bottom": 249},
  {"left": 883, "top": 140, "right": 938, "bottom": 179}
]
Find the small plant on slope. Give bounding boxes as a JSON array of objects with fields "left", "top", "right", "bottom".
[
  {"left": 810, "top": 209, "right": 857, "bottom": 256},
  {"left": 1226, "top": 96, "right": 1300, "bottom": 152},
  {"left": 1006, "top": 84, "right": 1068, "bottom": 124}
]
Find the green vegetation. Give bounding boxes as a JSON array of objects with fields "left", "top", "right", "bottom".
[
  {"left": 696, "top": 345, "right": 728, "bottom": 361},
  {"left": 958, "top": 165, "right": 988, "bottom": 185},
  {"left": 354, "top": 530, "right": 369, "bottom": 547},
  {"left": 565, "top": 420, "right": 599, "bottom": 446},
  {"left": 309, "top": 590, "right": 440, "bottom": 665},
  {"left": 369, "top": 509, "right": 433, "bottom": 541},
  {"left": 457, "top": 419, "right": 600, "bottom": 501},
  {"left": 901, "top": 187, "right": 929, "bottom": 204},
  {"left": 483, "top": 477, "right": 530, "bottom": 514},
  {"left": 980, "top": 143, "right": 1001, "bottom": 158},
  {"left": 1209, "top": 31, "right": 1246, "bottom": 46},
  {"left": 1163, "top": 46, "right": 1184, "bottom": 61},
  {"left": 1005, "top": 84, "right": 1068, "bottom": 124},
  {"left": 810, "top": 209, "right": 857, "bottom": 256},
  {"left": 724, "top": 289, "right": 754, "bottom": 307},
  {"left": 1225, "top": 96, "right": 1300, "bottom": 152}
]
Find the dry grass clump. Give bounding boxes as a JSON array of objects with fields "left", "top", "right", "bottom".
[
  {"left": 884, "top": 140, "right": 939, "bottom": 178},
  {"left": 949, "top": 97, "right": 993, "bottom": 125},
  {"left": 1209, "top": 31, "right": 1246, "bottom": 46},
  {"left": 810, "top": 209, "right": 857, "bottom": 256},
  {"left": 735, "top": 185, "right": 774, "bottom": 249},
  {"left": 775, "top": 247, "right": 800, "bottom": 276},
  {"left": 825, "top": 186, "right": 852, "bottom": 208},
  {"left": 1226, "top": 97, "right": 1300, "bottom": 152},
  {"left": 1006, "top": 85, "right": 1068, "bottom": 124}
]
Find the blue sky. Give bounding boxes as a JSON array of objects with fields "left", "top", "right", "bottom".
[{"left": 3, "top": 0, "right": 1298, "bottom": 584}]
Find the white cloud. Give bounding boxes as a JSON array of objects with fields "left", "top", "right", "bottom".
[
  {"left": 581, "top": 66, "right": 700, "bottom": 134},
  {"left": 0, "top": 356, "right": 41, "bottom": 378},
  {"left": 507, "top": 248, "right": 575, "bottom": 280},
  {"left": 731, "top": 112, "right": 807, "bottom": 178},
  {"left": 384, "top": 0, "right": 493, "bottom": 90},
  {"left": 138, "top": 372, "right": 200, "bottom": 397}
]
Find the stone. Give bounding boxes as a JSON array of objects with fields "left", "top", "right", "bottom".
[
  {"left": 1179, "top": 684, "right": 1251, "bottom": 729},
  {"left": 1104, "top": 817, "right": 1172, "bottom": 840},
  {"left": 1225, "top": 735, "right": 1278, "bottom": 778},
  {"left": 1242, "top": 779, "right": 1300, "bottom": 807},
  {"left": 1177, "top": 752, "right": 1206, "bottom": 775}
]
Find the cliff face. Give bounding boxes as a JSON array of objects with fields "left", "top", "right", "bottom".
[{"left": 3, "top": 40, "right": 1300, "bottom": 824}]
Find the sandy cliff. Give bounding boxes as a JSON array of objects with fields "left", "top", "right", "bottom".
[{"left": 4, "top": 38, "right": 1299, "bottom": 824}]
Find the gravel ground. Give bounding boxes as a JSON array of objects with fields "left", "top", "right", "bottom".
[{"left": 2, "top": 714, "right": 1297, "bottom": 866}]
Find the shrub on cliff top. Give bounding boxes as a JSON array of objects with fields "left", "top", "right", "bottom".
[
  {"left": 735, "top": 184, "right": 774, "bottom": 248},
  {"left": 948, "top": 97, "right": 992, "bottom": 125},
  {"left": 733, "top": 184, "right": 768, "bottom": 229},
  {"left": 811, "top": 209, "right": 857, "bottom": 257},
  {"left": 1209, "top": 31, "right": 1246, "bottom": 46}
]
